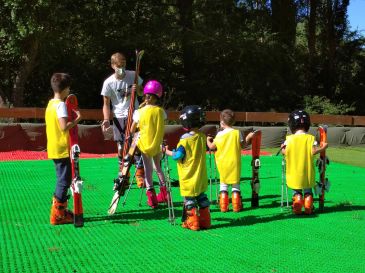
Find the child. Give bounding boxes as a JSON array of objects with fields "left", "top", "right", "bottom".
[
  {"left": 207, "top": 109, "right": 255, "bottom": 212},
  {"left": 165, "top": 105, "right": 210, "bottom": 231},
  {"left": 46, "top": 73, "right": 82, "bottom": 225},
  {"left": 281, "top": 110, "right": 328, "bottom": 215},
  {"left": 130, "top": 80, "right": 167, "bottom": 209}
]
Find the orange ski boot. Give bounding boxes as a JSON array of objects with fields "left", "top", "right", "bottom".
[
  {"left": 232, "top": 191, "right": 243, "bottom": 212},
  {"left": 182, "top": 208, "right": 200, "bottom": 231},
  {"left": 292, "top": 193, "right": 303, "bottom": 215},
  {"left": 50, "top": 197, "right": 73, "bottom": 225},
  {"left": 219, "top": 191, "right": 229, "bottom": 212},
  {"left": 304, "top": 194, "right": 314, "bottom": 215},
  {"left": 135, "top": 168, "right": 145, "bottom": 188},
  {"left": 199, "top": 207, "right": 211, "bottom": 229}
]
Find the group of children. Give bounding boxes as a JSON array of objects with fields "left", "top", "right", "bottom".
[{"left": 46, "top": 55, "right": 328, "bottom": 229}]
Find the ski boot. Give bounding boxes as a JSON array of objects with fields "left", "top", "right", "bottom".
[
  {"left": 135, "top": 168, "right": 145, "bottom": 188},
  {"left": 232, "top": 191, "right": 243, "bottom": 212},
  {"left": 50, "top": 197, "right": 73, "bottom": 225},
  {"left": 292, "top": 193, "right": 303, "bottom": 215},
  {"left": 304, "top": 193, "right": 314, "bottom": 215},
  {"left": 199, "top": 207, "right": 211, "bottom": 229},
  {"left": 219, "top": 191, "right": 229, "bottom": 212},
  {"left": 156, "top": 186, "right": 168, "bottom": 203},
  {"left": 182, "top": 208, "right": 200, "bottom": 231},
  {"left": 146, "top": 189, "right": 158, "bottom": 209}
]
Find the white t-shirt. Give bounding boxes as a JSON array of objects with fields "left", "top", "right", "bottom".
[
  {"left": 101, "top": 70, "right": 143, "bottom": 118},
  {"left": 55, "top": 100, "right": 68, "bottom": 118}
]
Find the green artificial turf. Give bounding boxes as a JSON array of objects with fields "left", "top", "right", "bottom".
[
  {"left": 1, "top": 155, "right": 365, "bottom": 273},
  {"left": 266, "top": 146, "right": 365, "bottom": 168}
]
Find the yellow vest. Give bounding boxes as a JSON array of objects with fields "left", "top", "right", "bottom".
[
  {"left": 285, "top": 133, "right": 315, "bottom": 189},
  {"left": 136, "top": 105, "right": 165, "bottom": 157},
  {"left": 176, "top": 131, "right": 208, "bottom": 197},
  {"left": 45, "top": 99, "right": 69, "bottom": 159},
  {"left": 214, "top": 129, "right": 241, "bottom": 184}
]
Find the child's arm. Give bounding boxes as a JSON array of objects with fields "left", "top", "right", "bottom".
[
  {"left": 243, "top": 131, "right": 256, "bottom": 148},
  {"left": 130, "top": 121, "right": 137, "bottom": 134},
  {"left": 130, "top": 110, "right": 139, "bottom": 134},
  {"left": 164, "top": 145, "right": 186, "bottom": 160},
  {"left": 59, "top": 110, "right": 82, "bottom": 131},
  {"left": 206, "top": 136, "right": 216, "bottom": 150},
  {"left": 313, "top": 142, "right": 328, "bottom": 155}
]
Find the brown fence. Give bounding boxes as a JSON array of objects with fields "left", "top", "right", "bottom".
[{"left": 1, "top": 107, "right": 365, "bottom": 125}]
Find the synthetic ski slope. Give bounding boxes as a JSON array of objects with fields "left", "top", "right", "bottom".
[{"left": 0, "top": 156, "right": 364, "bottom": 273}]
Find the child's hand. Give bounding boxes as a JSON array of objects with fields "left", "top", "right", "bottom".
[
  {"left": 321, "top": 142, "right": 329, "bottom": 149},
  {"left": 74, "top": 110, "right": 82, "bottom": 123},
  {"left": 207, "top": 136, "right": 214, "bottom": 143}
]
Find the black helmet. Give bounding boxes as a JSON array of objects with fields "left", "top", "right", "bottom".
[
  {"left": 288, "top": 110, "right": 311, "bottom": 133},
  {"left": 179, "top": 105, "right": 205, "bottom": 130}
]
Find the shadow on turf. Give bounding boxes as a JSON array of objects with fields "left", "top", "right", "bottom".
[
  {"left": 83, "top": 198, "right": 365, "bottom": 227},
  {"left": 84, "top": 201, "right": 186, "bottom": 224}
]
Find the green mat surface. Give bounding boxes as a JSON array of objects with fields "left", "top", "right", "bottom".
[{"left": 1, "top": 155, "right": 365, "bottom": 273}]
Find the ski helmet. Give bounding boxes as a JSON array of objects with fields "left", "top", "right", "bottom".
[
  {"left": 143, "top": 80, "right": 163, "bottom": 98},
  {"left": 179, "top": 105, "right": 205, "bottom": 130},
  {"left": 288, "top": 110, "right": 311, "bottom": 133}
]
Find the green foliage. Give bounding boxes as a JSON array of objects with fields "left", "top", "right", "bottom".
[
  {"left": 0, "top": 0, "right": 364, "bottom": 114},
  {"left": 303, "top": 95, "right": 355, "bottom": 115}
]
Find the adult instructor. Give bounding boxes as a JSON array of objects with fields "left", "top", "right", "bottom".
[{"left": 101, "top": 52, "right": 145, "bottom": 188}]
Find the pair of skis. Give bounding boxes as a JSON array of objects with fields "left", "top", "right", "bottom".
[
  {"left": 108, "top": 50, "right": 144, "bottom": 215},
  {"left": 66, "top": 94, "right": 84, "bottom": 227}
]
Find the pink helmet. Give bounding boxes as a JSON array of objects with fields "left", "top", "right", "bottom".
[{"left": 143, "top": 80, "right": 163, "bottom": 98}]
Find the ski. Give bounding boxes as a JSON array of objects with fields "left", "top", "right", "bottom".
[
  {"left": 251, "top": 130, "right": 262, "bottom": 207},
  {"left": 108, "top": 49, "right": 144, "bottom": 214},
  {"left": 65, "top": 94, "right": 84, "bottom": 227},
  {"left": 108, "top": 132, "right": 140, "bottom": 215},
  {"left": 316, "top": 125, "right": 330, "bottom": 212}
]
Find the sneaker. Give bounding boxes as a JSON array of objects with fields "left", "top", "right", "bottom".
[
  {"left": 219, "top": 191, "right": 229, "bottom": 212},
  {"left": 292, "top": 193, "right": 303, "bottom": 215},
  {"left": 135, "top": 168, "right": 145, "bottom": 188},
  {"left": 304, "top": 194, "right": 314, "bottom": 215},
  {"left": 182, "top": 208, "right": 200, "bottom": 231},
  {"left": 232, "top": 191, "right": 243, "bottom": 212},
  {"left": 146, "top": 189, "right": 158, "bottom": 209},
  {"left": 50, "top": 197, "right": 73, "bottom": 225}
]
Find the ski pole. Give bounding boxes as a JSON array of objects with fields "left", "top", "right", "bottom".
[
  {"left": 162, "top": 142, "right": 176, "bottom": 225},
  {"left": 122, "top": 156, "right": 144, "bottom": 207},
  {"left": 212, "top": 151, "right": 219, "bottom": 206},
  {"left": 208, "top": 148, "right": 213, "bottom": 203}
]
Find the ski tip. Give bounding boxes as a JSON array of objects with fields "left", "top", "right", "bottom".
[{"left": 319, "top": 125, "right": 328, "bottom": 132}]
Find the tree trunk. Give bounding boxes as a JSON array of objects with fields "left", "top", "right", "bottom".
[
  {"left": 12, "top": 38, "right": 39, "bottom": 107},
  {"left": 271, "top": 0, "right": 297, "bottom": 48},
  {"left": 307, "top": 0, "right": 318, "bottom": 95}
]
